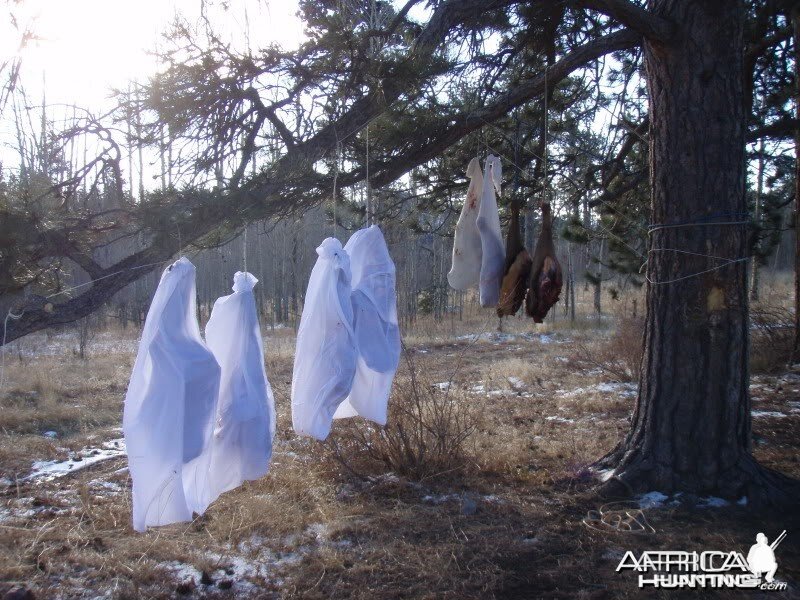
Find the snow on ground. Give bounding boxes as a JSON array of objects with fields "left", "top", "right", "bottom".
[
  {"left": 752, "top": 410, "right": 788, "bottom": 418},
  {"left": 507, "top": 376, "right": 525, "bottom": 389},
  {"left": 546, "top": 416, "right": 576, "bottom": 424},
  {"left": 595, "top": 382, "right": 637, "bottom": 396},
  {"left": 3, "top": 325, "right": 289, "bottom": 359},
  {"left": 558, "top": 382, "right": 636, "bottom": 398},
  {"left": 24, "top": 438, "right": 126, "bottom": 482},
  {"left": 636, "top": 491, "right": 670, "bottom": 508},
  {"left": 454, "top": 331, "right": 569, "bottom": 345},
  {"left": 636, "top": 492, "right": 748, "bottom": 510},
  {"left": 3, "top": 331, "right": 140, "bottom": 358},
  {"left": 594, "top": 468, "right": 615, "bottom": 482}
]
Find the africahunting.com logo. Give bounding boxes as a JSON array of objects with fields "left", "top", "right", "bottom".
[{"left": 616, "top": 531, "right": 788, "bottom": 590}]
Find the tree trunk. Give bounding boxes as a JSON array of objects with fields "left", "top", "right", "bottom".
[
  {"left": 749, "top": 139, "right": 764, "bottom": 302},
  {"left": 793, "top": 5, "right": 800, "bottom": 363},
  {"left": 600, "top": 0, "right": 797, "bottom": 506},
  {"left": 593, "top": 238, "right": 604, "bottom": 316}
]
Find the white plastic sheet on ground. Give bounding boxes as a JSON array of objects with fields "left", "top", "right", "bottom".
[
  {"left": 292, "top": 238, "right": 357, "bottom": 440},
  {"left": 334, "top": 225, "right": 400, "bottom": 426},
  {"left": 447, "top": 157, "right": 484, "bottom": 290},
  {"left": 188, "top": 272, "right": 276, "bottom": 513},
  {"left": 123, "top": 257, "right": 221, "bottom": 532},
  {"left": 477, "top": 155, "right": 504, "bottom": 307}
]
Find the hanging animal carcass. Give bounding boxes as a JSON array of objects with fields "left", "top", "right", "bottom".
[
  {"left": 497, "top": 202, "right": 532, "bottom": 317},
  {"left": 525, "top": 202, "right": 563, "bottom": 323}
]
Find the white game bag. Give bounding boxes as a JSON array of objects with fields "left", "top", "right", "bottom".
[
  {"left": 476, "top": 154, "right": 504, "bottom": 307},
  {"left": 334, "top": 225, "right": 400, "bottom": 426},
  {"left": 447, "top": 157, "right": 484, "bottom": 290},
  {"left": 291, "top": 238, "right": 357, "bottom": 440},
  {"left": 123, "top": 257, "right": 221, "bottom": 532},
  {"left": 188, "top": 272, "right": 276, "bottom": 513}
]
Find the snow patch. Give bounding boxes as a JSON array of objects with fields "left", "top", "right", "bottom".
[
  {"left": 558, "top": 382, "right": 637, "bottom": 398},
  {"left": 507, "top": 376, "right": 525, "bottom": 389},
  {"left": 596, "top": 382, "right": 637, "bottom": 397},
  {"left": 162, "top": 561, "right": 202, "bottom": 583},
  {"left": 89, "top": 480, "right": 123, "bottom": 495},
  {"left": 595, "top": 468, "right": 615, "bottom": 482},
  {"left": 205, "top": 551, "right": 267, "bottom": 581},
  {"left": 637, "top": 491, "right": 669, "bottom": 508},
  {"left": 697, "top": 496, "right": 729, "bottom": 509},
  {"left": 545, "top": 416, "right": 576, "bottom": 424},
  {"left": 25, "top": 438, "right": 126, "bottom": 482},
  {"left": 751, "top": 410, "right": 787, "bottom": 418}
]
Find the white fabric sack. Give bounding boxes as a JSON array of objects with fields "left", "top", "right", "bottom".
[
  {"left": 334, "top": 225, "right": 400, "bottom": 426},
  {"left": 123, "top": 257, "right": 221, "bottom": 532},
  {"left": 187, "top": 272, "right": 276, "bottom": 513},
  {"left": 292, "top": 238, "right": 357, "bottom": 440},
  {"left": 476, "top": 154, "right": 504, "bottom": 307},
  {"left": 447, "top": 157, "right": 484, "bottom": 290}
]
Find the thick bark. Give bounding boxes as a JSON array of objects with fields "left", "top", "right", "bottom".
[
  {"left": 599, "top": 0, "right": 798, "bottom": 506},
  {"left": 750, "top": 139, "right": 765, "bottom": 302},
  {"left": 793, "top": 6, "right": 800, "bottom": 362}
]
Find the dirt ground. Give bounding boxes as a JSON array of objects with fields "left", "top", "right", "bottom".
[{"left": 0, "top": 307, "right": 799, "bottom": 599}]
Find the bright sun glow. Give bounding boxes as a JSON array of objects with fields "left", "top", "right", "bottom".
[{"left": 2, "top": 0, "right": 305, "bottom": 108}]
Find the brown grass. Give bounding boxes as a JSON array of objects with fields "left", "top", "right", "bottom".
[
  {"left": 0, "top": 295, "right": 799, "bottom": 598},
  {"left": 325, "top": 356, "right": 479, "bottom": 481},
  {"left": 750, "top": 305, "right": 794, "bottom": 373},
  {"left": 569, "top": 317, "right": 644, "bottom": 382}
]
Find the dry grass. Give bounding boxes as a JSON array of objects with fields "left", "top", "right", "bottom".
[
  {"left": 326, "top": 358, "right": 479, "bottom": 481},
  {"left": 750, "top": 305, "right": 794, "bottom": 373},
  {"left": 568, "top": 318, "right": 644, "bottom": 382},
  {"left": 0, "top": 294, "right": 799, "bottom": 598}
]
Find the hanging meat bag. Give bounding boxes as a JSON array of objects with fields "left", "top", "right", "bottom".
[
  {"left": 123, "top": 257, "right": 221, "bottom": 532},
  {"left": 292, "top": 238, "right": 357, "bottom": 440},
  {"left": 447, "top": 157, "right": 484, "bottom": 290},
  {"left": 497, "top": 203, "right": 533, "bottom": 317},
  {"left": 187, "top": 271, "right": 276, "bottom": 513},
  {"left": 334, "top": 225, "right": 400, "bottom": 426},
  {"left": 476, "top": 154, "right": 504, "bottom": 307}
]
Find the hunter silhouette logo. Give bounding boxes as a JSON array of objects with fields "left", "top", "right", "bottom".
[
  {"left": 616, "top": 530, "right": 788, "bottom": 590},
  {"left": 747, "top": 531, "right": 786, "bottom": 584}
]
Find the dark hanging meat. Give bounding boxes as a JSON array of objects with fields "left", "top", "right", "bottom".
[
  {"left": 497, "top": 203, "right": 532, "bottom": 317},
  {"left": 525, "top": 202, "right": 563, "bottom": 323}
]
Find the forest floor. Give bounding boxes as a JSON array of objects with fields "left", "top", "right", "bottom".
[{"left": 0, "top": 311, "right": 799, "bottom": 599}]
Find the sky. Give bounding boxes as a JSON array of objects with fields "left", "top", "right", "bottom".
[
  {"left": 0, "top": 0, "right": 434, "bottom": 190},
  {"left": 1, "top": 0, "right": 306, "bottom": 108},
  {"left": 0, "top": 0, "right": 307, "bottom": 183},
  {"left": 0, "top": 1, "right": 775, "bottom": 197}
]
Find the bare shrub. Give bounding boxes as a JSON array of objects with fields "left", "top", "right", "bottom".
[
  {"left": 570, "top": 317, "right": 644, "bottom": 382},
  {"left": 76, "top": 315, "right": 97, "bottom": 359},
  {"left": 327, "top": 355, "right": 478, "bottom": 481},
  {"left": 750, "top": 306, "right": 794, "bottom": 373}
]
